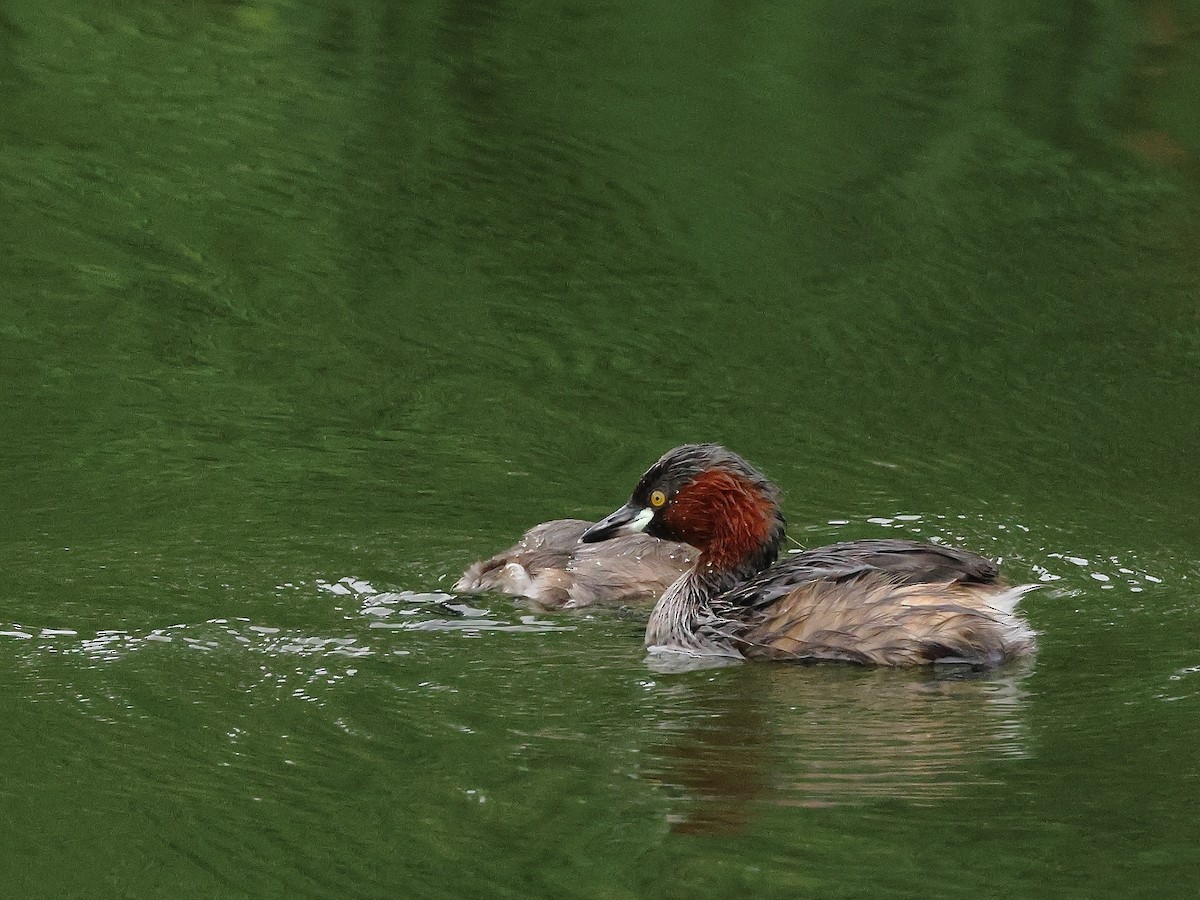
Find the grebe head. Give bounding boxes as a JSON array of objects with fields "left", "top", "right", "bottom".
[{"left": 581, "top": 444, "right": 786, "bottom": 576}]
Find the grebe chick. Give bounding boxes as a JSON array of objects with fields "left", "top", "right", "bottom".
[
  {"left": 581, "top": 444, "right": 1036, "bottom": 666},
  {"left": 455, "top": 519, "right": 695, "bottom": 610}
]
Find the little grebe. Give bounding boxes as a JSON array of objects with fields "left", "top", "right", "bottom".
[
  {"left": 455, "top": 519, "right": 695, "bottom": 609},
  {"left": 581, "top": 444, "right": 1036, "bottom": 666}
]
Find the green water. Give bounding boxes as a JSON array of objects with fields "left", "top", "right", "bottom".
[{"left": 3, "top": 0, "right": 1200, "bottom": 896}]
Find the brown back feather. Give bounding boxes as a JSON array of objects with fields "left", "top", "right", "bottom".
[
  {"left": 722, "top": 539, "right": 1000, "bottom": 611},
  {"left": 714, "top": 572, "right": 1034, "bottom": 666}
]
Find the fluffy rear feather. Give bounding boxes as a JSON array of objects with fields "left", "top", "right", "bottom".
[{"left": 715, "top": 572, "right": 1036, "bottom": 666}]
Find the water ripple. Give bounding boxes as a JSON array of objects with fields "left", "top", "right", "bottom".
[{"left": 1, "top": 577, "right": 575, "bottom": 670}]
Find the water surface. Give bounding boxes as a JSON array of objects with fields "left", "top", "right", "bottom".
[{"left": 2, "top": 1, "right": 1200, "bottom": 896}]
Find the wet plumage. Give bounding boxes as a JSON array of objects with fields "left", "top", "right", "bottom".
[
  {"left": 454, "top": 519, "right": 695, "bottom": 609},
  {"left": 582, "top": 444, "right": 1036, "bottom": 667}
]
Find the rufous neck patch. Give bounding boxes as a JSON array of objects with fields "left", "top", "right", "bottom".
[{"left": 664, "top": 470, "right": 775, "bottom": 571}]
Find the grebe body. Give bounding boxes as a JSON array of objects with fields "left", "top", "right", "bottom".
[
  {"left": 581, "top": 444, "right": 1036, "bottom": 666},
  {"left": 455, "top": 518, "right": 694, "bottom": 609}
]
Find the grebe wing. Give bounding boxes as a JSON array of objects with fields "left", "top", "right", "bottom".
[{"left": 723, "top": 538, "right": 999, "bottom": 608}]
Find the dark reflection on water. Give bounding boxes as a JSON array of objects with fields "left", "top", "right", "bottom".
[{"left": 644, "top": 663, "right": 1030, "bottom": 832}]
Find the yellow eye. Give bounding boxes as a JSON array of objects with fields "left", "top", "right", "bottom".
[{"left": 649, "top": 489, "right": 667, "bottom": 508}]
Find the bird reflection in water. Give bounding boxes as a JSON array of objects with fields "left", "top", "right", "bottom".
[{"left": 642, "top": 662, "right": 1032, "bottom": 834}]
